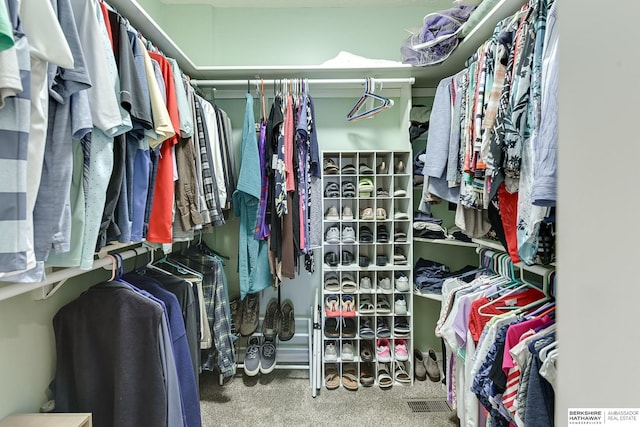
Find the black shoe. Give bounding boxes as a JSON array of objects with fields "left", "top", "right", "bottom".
[
  {"left": 324, "top": 251, "right": 338, "bottom": 267},
  {"left": 376, "top": 254, "right": 388, "bottom": 266},
  {"left": 377, "top": 225, "right": 389, "bottom": 243},
  {"left": 342, "top": 318, "right": 357, "bottom": 338},
  {"left": 359, "top": 226, "right": 374, "bottom": 243},
  {"left": 342, "top": 250, "right": 355, "bottom": 265},
  {"left": 325, "top": 317, "right": 340, "bottom": 338},
  {"left": 358, "top": 255, "right": 371, "bottom": 268}
]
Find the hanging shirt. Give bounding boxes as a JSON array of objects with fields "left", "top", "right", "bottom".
[
  {"left": 233, "top": 93, "right": 271, "bottom": 298},
  {"left": 123, "top": 274, "right": 202, "bottom": 427},
  {"left": 0, "top": 0, "right": 74, "bottom": 281},
  {"left": 0, "top": 0, "right": 29, "bottom": 274},
  {"left": 284, "top": 94, "right": 295, "bottom": 192},
  {"left": 38, "top": 0, "right": 92, "bottom": 270},
  {"left": 52, "top": 281, "right": 171, "bottom": 427},
  {"left": 254, "top": 120, "right": 270, "bottom": 240},
  {"left": 146, "top": 51, "right": 181, "bottom": 244}
]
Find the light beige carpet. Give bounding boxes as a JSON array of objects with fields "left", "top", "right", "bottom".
[{"left": 199, "top": 369, "right": 459, "bottom": 427}]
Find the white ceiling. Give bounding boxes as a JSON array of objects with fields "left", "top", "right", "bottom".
[{"left": 160, "top": 0, "right": 453, "bottom": 8}]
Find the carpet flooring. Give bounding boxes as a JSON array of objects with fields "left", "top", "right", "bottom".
[{"left": 199, "top": 369, "right": 459, "bottom": 427}]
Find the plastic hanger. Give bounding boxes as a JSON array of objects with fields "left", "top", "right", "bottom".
[
  {"left": 346, "top": 77, "right": 394, "bottom": 122},
  {"left": 155, "top": 256, "right": 203, "bottom": 279},
  {"left": 538, "top": 340, "right": 557, "bottom": 362},
  {"left": 477, "top": 281, "right": 545, "bottom": 317}
]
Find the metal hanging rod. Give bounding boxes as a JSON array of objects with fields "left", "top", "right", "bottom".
[
  {"left": 191, "top": 77, "right": 415, "bottom": 87},
  {"left": 0, "top": 244, "right": 156, "bottom": 302}
]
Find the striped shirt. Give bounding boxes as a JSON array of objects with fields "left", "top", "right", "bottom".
[{"left": 0, "top": 0, "right": 29, "bottom": 273}]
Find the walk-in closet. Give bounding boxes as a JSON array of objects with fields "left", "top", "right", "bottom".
[{"left": 0, "top": 0, "right": 636, "bottom": 426}]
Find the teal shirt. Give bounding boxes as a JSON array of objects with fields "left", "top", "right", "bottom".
[
  {"left": 0, "top": 0, "right": 13, "bottom": 52},
  {"left": 233, "top": 94, "right": 271, "bottom": 298}
]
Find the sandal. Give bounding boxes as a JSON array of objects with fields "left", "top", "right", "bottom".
[
  {"left": 359, "top": 163, "right": 374, "bottom": 175},
  {"left": 358, "top": 296, "right": 375, "bottom": 314},
  {"left": 359, "top": 225, "right": 374, "bottom": 243},
  {"left": 376, "top": 296, "right": 391, "bottom": 314},
  {"left": 324, "top": 273, "right": 340, "bottom": 291},
  {"left": 360, "top": 362, "right": 375, "bottom": 387},
  {"left": 377, "top": 363, "right": 393, "bottom": 389},
  {"left": 342, "top": 181, "right": 356, "bottom": 197},
  {"left": 341, "top": 163, "right": 356, "bottom": 175},
  {"left": 376, "top": 187, "right": 389, "bottom": 197},
  {"left": 377, "top": 225, "right": 389, "bottom": 243},
  {"left": 394, "top": 361, "right": 412, "bottom": 384},
  {"left": 359, "top": 317, "right": 375, "bottom": 339},
  {"left": 358, "top": 178, "right": 374, "bottom": 195},
  {"left": 324, "top": 182, "right": 340, "bottom": 197},
  {"left": 342, "top": 367, "right": 359, "bottom": 391},
  {"left": 360, "top": 340, "right": 374, "bottom": 362},
  {"left": 341, "top": 272, "right": 357, "bottom": 292},
  {"left": 325, "top": 364, "right": 340, "bottom": 390},
  {"left": 376, "top": 317, "right": 391, "bottom": 338},
  {"left": 323, "top": 158, "right": 339, "bottom": 175}
]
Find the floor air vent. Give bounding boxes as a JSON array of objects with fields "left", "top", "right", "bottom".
[{"left": 407, "top": 399, "right": 452, "bottom": 413}]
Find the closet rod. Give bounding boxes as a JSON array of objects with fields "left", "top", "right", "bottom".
[
  {"left": 0, "top": 245, "right": 154, "bottom": 302},
  {"left": 191, "top": 77, "right": 415, "bottom": 87}
]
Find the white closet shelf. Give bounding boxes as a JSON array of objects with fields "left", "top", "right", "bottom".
[
  {"left": 472, "top": 237, "right": 506, "bottom": 252},
  {"left": 414, "top": 237, "right": 477, "bottom": 248},
  {"left": 109, "top": 0, "right": 527, "bottom": 87},
  {"left": 413, "top": 290, "right": 443, "bottom": 302},
  {"left": 0, "top": 242, "right": 158, "bottom": 303}
]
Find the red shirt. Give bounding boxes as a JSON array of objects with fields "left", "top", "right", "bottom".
[
  {"left": 468, "top": 287, "right": 545, "bottom": 343},
  {"left": 146, "top": 52, "right": 180, "bottom": 243}
]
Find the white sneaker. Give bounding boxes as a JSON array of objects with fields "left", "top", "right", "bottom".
[
  {"left": 360, "top": 276, "right": 372, "bottom": 293},
  {"left": 394, "top": 295, "right": 407, "bottom": 315},
  {"left": 395, "top": 273, "right": 410, "bottom": 292},
  {"left": 325, "top": 342, "right": 338, "bottom": 361},
  {"left": 342, "top": 226, "right": 356, "bottom": 243},
  {"left": 325, "top": 226, "right": 340, "bottom": 244},
  {"left": 342, "top": 206, "right": 354, "bottom": 220},
  {"left": 342, "top": 342, "right": 355, "bottom": 361},
  {"left": 324, "top": 205, "right": 340, "bottom": 220},
  {"left": 378, "top": 277, "right": 392, "bottom": 294}
]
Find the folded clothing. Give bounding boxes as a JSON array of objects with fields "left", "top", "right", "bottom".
[
  {"left": 414, "top": 261, "right": 483, "bottom": 293},
  {"left": 414, "top": 148, "right": 426, "bottom": 175}
]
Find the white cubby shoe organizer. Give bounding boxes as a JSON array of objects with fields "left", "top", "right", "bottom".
[{"left": 321, "top": 149, "right": 414, "bottom": 390}]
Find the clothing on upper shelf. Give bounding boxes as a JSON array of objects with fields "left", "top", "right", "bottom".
[
  {"left": 417, "top": 0, "right": 557, "bottom": 266},
  {"left": 0, "top": 1, "right": 236, "bottom": 281}
]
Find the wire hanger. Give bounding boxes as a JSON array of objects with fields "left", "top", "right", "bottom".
[{"left": 346, "top": 77, "right": 394, "bottom": 122}]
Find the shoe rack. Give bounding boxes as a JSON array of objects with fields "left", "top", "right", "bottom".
[{"left": 321, "top": 150, "right": 413, "bottom": 390}]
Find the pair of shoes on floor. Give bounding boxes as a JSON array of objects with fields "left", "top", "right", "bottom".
[
  {"left": 414, "top": 348, "right": 441, "bottom": 382},
  {"left": 243, "top": 335, "right": 277, "bottom": 376},
  {"left": 264, "top": 298, "right": 296, "bottom": 341},
  {"left": 239, "top": 293, "right": 260, "bottom": 337}
]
